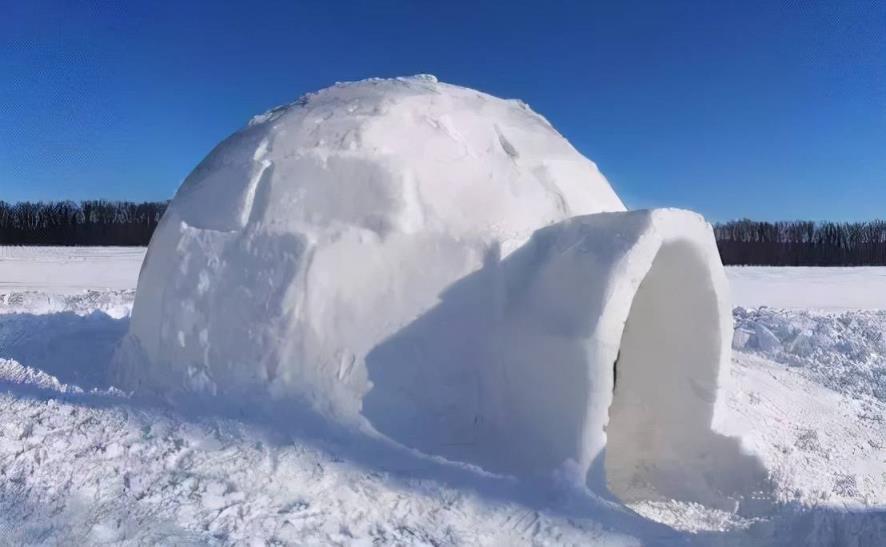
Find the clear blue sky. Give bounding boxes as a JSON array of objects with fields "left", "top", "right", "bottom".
[{"left": 2, "top": 1, "right": 884, "bottom": 221}]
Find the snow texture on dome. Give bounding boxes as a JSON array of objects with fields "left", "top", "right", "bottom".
[
  {"left": 116, "top": 76, "right": 754, "bottom": 504},
  {"left": 117, "top": 75, "right": 624, "bottom": 406}
]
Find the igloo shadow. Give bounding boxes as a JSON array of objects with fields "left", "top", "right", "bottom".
[{"left": 364, "top": 208, "right": 770, "bottom": 509}]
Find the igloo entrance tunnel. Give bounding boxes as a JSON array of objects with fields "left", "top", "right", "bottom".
[{"left": 115, "top": 76, "right": 757, "bottom": 506}]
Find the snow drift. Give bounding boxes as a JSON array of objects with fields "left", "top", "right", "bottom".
[{"left": 115, "top": 75, "right": 747, "bottom": 504}]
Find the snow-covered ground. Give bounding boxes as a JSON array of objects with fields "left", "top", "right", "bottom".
[
  {"left": 728, "top": 266, "right": 886, "bottom": 311},
  {"left": 0, "top": 247, "right": 884, "bottom": 545},
  {"left": 0, "top": 246, "right": 144, "bottom": 295}
]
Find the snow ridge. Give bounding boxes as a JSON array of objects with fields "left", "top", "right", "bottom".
[{"left": 733, "top": 307, "right": 886, "bottom": 401}]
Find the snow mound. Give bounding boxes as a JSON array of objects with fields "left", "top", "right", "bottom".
[
  {"left": 116, "top": 76, "right": 747, "bottom": 503},
  {"left": 733, "top": 307, "right": 886, "bottom": 402},
  {"left": 0, "top": 289, "right": 135, "bottom": 318}
]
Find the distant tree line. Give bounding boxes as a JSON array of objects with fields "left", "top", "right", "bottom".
[
  {"left": 2, "top": 202, "right": 886, "bottom": 266},
  {"left": 0, "top": 200, "right": 167, "bottom": 246},
  {"left": 715, "top": 219, "right": 886, "bottom": 266}
]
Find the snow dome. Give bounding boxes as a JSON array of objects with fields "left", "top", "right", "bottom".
[{"left": 115, "top": 76, "right": 744, "bottom": 505}]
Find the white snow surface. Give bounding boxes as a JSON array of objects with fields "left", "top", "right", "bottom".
[
  {"left": 0, "top": 246, "right": 143, "bottom": 296},
  {"left": 0, "top": 250, "right": 884, "bottom": 544},
  {"left": 727, "top": 266, "right": 886, "bottom": 311}
]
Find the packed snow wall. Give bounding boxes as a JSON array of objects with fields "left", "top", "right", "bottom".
[
  {"left": 115, "top": 76, "right": 744, "bottom": 503},
  {"left": 360, "top": 208, "right": 742, "bottom": 507}
]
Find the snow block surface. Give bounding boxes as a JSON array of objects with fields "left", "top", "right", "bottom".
[
  {"left": 117, "top": 75, "right": 623, "bottom": 409},
  {"left": 364, "top": 208, "right": 746, "bottom": 507},
  {"left": 117, "top": 76, "right": 743, "bottom": 502}
]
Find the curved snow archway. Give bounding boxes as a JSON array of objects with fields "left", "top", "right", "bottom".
[
  {"left": 363, "top": 208, "right": 765, "bottom": 506},
  {"left": 604, "top": 234, "right": 736, "bottom": 505}
]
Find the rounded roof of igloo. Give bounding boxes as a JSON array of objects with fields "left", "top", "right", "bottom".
[{"left": 170, "top": 75, "right": 625, "bottom": 242}]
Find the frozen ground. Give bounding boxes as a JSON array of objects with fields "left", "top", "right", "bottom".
[
  {"left": 0, "top": 247, "right": 884, "bottom": 545},
  {"left": 728, "top": 266, "right": 886, "bottom": 311},
  {"left": 0, "top": 247, "right": 144, "bottom": 295}
]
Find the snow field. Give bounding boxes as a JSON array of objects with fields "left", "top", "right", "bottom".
[
  {"left": 1, "top": 252, "right": 885, "bottom": 543},
  {"left": 0, "top": 246, "right": 144, "bottom": 295},
  {"left": 1, "top": 297, "right": 884, "bottom": 544},
  {"left": 0, "top": 356, "right": 635, "bottom": 545},
  {"left": 727, "top": 266, "right": 886, "bottom": 311}
]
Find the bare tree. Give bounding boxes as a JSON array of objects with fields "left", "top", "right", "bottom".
[
  {"left": 715, "top": 219, "right": 886, "bottom": 266},
  {"left": 0, "top": 200, "right": 167, "bottom": 246}
]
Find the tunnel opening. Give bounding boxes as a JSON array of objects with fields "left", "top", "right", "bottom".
[{"left": 604, "top": 238, "right": 727, "bottom": 506}]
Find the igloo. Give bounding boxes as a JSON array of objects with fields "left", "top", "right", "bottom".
[{"left": 116, "top": 75, "right": 757, "bottom": 506}]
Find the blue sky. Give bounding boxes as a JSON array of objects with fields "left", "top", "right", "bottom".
[{"left": 2, "top": 1, "right": 884, "bottom": 221}]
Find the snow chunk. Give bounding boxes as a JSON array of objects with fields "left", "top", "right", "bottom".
[{"left": 733, "top": 307, "right": 886, "bottom": 402}]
